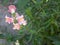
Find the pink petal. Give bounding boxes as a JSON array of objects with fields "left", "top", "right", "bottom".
[
  {"left": 16, "top": 15, "right": 24, "bottom": 21},
  {"left": 8, "top": 5, "right": 16, "bottom": 13},
  {"left": 13, "top": 23, "right": 20, "bottom": 30},
  {"left": 5, "top": 15, "right": 14, "bottom": 24},
  {"left": 8, "top": 5, "right": 16, "bottom": 10}
]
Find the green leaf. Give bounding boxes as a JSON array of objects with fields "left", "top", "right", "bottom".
[
  {"left": 53, "top": 41, "right": 60, "bottom": 45},
  {"left": 16, "top": 0, "right": 29, "bottom": 12}
]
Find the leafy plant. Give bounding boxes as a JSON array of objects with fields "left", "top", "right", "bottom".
[{"left": 1, "top": 0, "right": 60, "bottom": 45}]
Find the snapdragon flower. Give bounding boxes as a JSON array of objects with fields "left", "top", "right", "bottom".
[
  {"left": 8, "top": 5, "right": 16, "bottom": 14},
  {"left": 13, "top": 23, "right": 20, "bottom": 30},
  {"left": 16, "top": 15, "right": 27, "bottom": 25},
  {"left": 5, "top": 15, "right": 14, "bottom": 24}
]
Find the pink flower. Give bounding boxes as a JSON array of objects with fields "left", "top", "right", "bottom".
[
  {"left": 16, "top": 15, "right": 24, "bottom": 25},
  {"left": 5, "top": 15, "right": 14, "bottom": 24},
  {"left": 8, "top": 5, "right": 16, "bottom": 14},
  {"left": 13, "top": 23, "right": 20, "bottom": 30},
  {"left": 16, "top": 15, "right": 27, "bottom": 25}
]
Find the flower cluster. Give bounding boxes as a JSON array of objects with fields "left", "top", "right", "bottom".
[{"left": 5, "top": 5, "right": 27, "bottom": 30}]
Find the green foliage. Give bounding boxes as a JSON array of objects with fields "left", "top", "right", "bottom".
[{"left": 1, "top": 0, "right": 60, "bottom": 45}]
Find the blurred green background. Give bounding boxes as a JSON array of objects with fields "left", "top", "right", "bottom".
[{"left": 1, "top": 0, "right": 60, "bottom": 45}]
